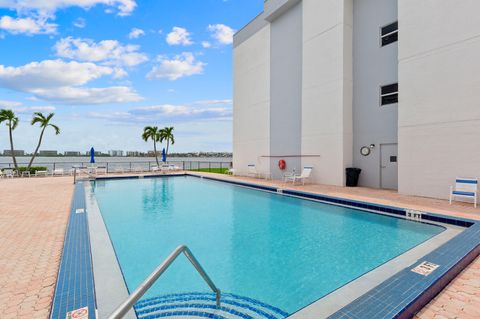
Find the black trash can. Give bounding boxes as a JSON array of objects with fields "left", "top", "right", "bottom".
[{"left": 346, "top": 168, "right": 362, "bottom": 187}]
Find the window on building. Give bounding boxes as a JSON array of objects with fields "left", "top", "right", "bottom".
[
  {"left": 381, "top": 83, "right": 398, "bottom": 106},
  {"left": 381, "top": 21, "right": 398, "bottom": 46}
]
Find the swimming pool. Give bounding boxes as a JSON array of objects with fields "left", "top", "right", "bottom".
[{"left": 91, "top": 176, "right": 444, "bottom": 316}]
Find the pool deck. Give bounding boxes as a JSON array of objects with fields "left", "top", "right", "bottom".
[{"left": 0, "top": 173, "right": 478, "bottom": 319}]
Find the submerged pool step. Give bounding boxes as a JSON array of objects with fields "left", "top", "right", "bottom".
[{"left": 135, "top": 292, "right": 289, "bottom": 319}]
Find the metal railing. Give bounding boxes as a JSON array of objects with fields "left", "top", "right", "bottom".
[
  {"left": 0, "top": 160, "right": 232, "bottom": 174},
  {"left": 107, "top": 245, "right": 221, "bottom": 319}
]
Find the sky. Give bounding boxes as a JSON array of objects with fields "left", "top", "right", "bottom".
[{"left": 0, "top": 0, "right": 263, "bottom": 153}]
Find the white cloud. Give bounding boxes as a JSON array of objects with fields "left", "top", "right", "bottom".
[
  {"left": 201, "top": 41, "right": 211, "bottom": 48},
  {"left": 36, "top": 86, "right": 142, "bottom": 104},
  {"left": 166, "top": 27, "right": 193, "bottom": 46},
  {"left": 147, "top": 52, "right": 205, "bottom": 81},
  {"left": 0, "top": 59, "right": 114, "bottom": 90},
  {"left": 0, "top": 15, "right": 57, "bottom": 35},
  {"left": 194, "top": 99, "right": 232, "bottom": 106},
  {"left": 14, "top": 105, "right": 56, "bottom": 113},
  {"left": 0, "top": 59, "right": 142, "bottom": 104},
  {"left": 208, "top": 24, "right": 234, "bottom": 45},
  {"left": 128, "top": 27, "right": 144, "bottom": 39},
  {"left": 54, "top": 37, "right": 148, "bottom": 67},
  {"left": 0, "top": 0, "right": 137, "bottom": 17},
  {"left": 73, "top": 17, "right": 86, "bottom": 28},
  {"left": 88, "top": 102, "right": 231, "bottom": 123},
  {"left": 0, "top": 99, "right": 22, "bottom": 108},
  {"left": 0, "top": 100, "right": 55, "bottom": 113}
]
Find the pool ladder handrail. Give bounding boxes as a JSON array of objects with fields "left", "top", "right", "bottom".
[{"left": 106, "top": 245, "right": 221, "bottom": 319}]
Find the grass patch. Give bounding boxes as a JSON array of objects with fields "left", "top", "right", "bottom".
[{"left": 190, "top": 168, "right": 229, "bottom": 174}]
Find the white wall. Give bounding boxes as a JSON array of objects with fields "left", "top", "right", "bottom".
[
  {"left": 352, "top": 0, "right": 398, "bottom": 188},
  {"left": 301, "top": 0, "right": 353, "bottom": 186},
  {"left": 233, "top": 25, "right": 271, "bottom": 175},
  {"left": 398, "top": 0, "right": 480, "bottom": 198},
  {"left": 269, "top": 1, "right": 303, "bottom": 179}
]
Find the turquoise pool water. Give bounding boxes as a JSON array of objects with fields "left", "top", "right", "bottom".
[{"left": 91, "top": 176, "right": 444, "bottom": 314}]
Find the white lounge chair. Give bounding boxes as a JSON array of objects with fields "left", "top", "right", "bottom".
[
  {"left": 52, "top": 168, "right": 64, "bottom": 176},
  {"left": 450, "top": 178, "right": 477, "bottom": 208},
  {"left": 247, "top": 164, "right": 271, "bottom": 179},
  {"left": 169, "top": 164, "right": 181, "bottom": 171},
  {"left": 35, "top": 170, "right": 48, "bottom": 177},
  {"left": 151, "top": 165, "right": 160, "bottom": 173},
  {"left": 284, "top": 167, "right": 313, "bottom": 185},
  {"left": 160, "top": 164, "right": 170, "bottom": 173}
]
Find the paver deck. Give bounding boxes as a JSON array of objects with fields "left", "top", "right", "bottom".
[
  {"left": 0, "top": 173, "right": 478, "bottom": 319},
  {"left": 0, "top": 177, "right": 73, "bottom": 319}
]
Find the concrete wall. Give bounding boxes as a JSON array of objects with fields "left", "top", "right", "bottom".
[
  {"left": 352, "top": 0, "right": 398, "bottom": 188},
  {"left": 301, "top": 0, "right": 353, "bottom": 186},
  {"left": 398, "top": 0, "right": 480, "bottom": 198},
  {"left": 269, "top": 1, "right": 303, "bottom": 178},
  {"left": 233, "top": 25, "right": 271, "bottom": 175}
]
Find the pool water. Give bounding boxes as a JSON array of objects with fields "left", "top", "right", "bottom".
[{"left": 91, "top": 176, "right": 444, "bottom": 314}]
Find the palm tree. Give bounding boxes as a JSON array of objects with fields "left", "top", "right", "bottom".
[
  {"left": 142, "top": 126, "right": 161, "bottom": 166},
  {"left": 159, "top": 127, "right": 175, "bottom": 157},
  {"left": 28, "top": 112, "right": 60, "bottom": 169},
  {"left": 0, "top": 109, "right": 19, "bottom": 170}
]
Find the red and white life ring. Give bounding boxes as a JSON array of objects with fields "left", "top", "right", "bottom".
[{"left": 278, "top": 159, "right": 286, "bottom": 170}]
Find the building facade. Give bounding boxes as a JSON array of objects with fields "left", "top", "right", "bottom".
[
  {"left": 233, "top": 0, "right": 480, "bottom": 199},
  {"left": 39, "top": 150, "right": 58, "bottom": 156},
  {"left": 3, "top": 150, "right": 25, "bottom": 156},
  {"left": 64, "top": 151, "right": 81, "bottom": 156},
  {"left": 108, "top": 150, "right": 124, "bottom": 157}
]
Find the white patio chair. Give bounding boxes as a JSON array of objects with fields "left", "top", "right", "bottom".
[
  {"left": 4, "top": 169, "right": 15, "bottom": 178},
  {"left": 247, "top": 164, "right": 258, "bottom": 178},
  {"left": 227, "top": 168, "right": 236, "bottom": 176},
  {"left": 450, "top": 178, "right": 478, "bottom": 208},
  {"left": 52, "top": 168, "right": 64, "bottom": 176},
  {"left": 160, "top": 164, "right": 170, "bottom": 173},
  {"left": 284, "top": 167, "right": 313, "bottom": 185},
  {"left": 35, "top": 170, "right": 48, "bottom": 177},
  {"left": 169, "top": 164, "right": 181, "bottom": 171}
]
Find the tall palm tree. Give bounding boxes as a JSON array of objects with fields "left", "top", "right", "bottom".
[
  {"left": 0, "top": 109, "right": 19, "bottom": 170},
  {"left": 159, "top": 127, "right": 175, "bottom": 157},
  {"left": 28, "top": 112, "right": 60, "bottom": 169},
  {"left": 142, "top": 126, "right": 161, "bottom": 166}
]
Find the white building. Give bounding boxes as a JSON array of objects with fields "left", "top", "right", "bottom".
[
  {"left": 108, "top": 150, "right": 124, "bottom": 157},
  {"left": 233, "top": 0, "right": 480, "bottom": 199}
]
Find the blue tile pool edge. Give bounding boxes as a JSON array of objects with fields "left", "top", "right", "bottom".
[
  {"left": 57, "top": 174, "right": 480, "bottom": 319},
  {"left": 50, "top": 182, "right": 96, "bottom": 319}
]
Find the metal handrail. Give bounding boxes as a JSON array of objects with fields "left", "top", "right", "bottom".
[{"left": 107, "top": 245, "right": 221, "bottom": 319}]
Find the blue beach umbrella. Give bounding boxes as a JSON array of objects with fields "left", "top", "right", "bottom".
[
  {"left": 90, "top": 147, "right": 95, "bottom": 164},
  {"left": 162, "top": 148, "right": 167, "bottom": 162}
]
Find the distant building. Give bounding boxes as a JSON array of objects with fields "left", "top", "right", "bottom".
[
  {"left": 64, "top": 151, "right": 81, "bottom": 156},
  {"left": 86, "top": 151, "right": 102, "bottom": 156},
  {"left": 108, "top": 150, "right": 124, "bottom": 157},
  {"left": 126, "top": 151, "right": 146, "bottom": 157},
  {"left": 126, "top": 151, "right": 138, "bottom": 157},
  {"left": 147, "top": 151, "right": 161, "bottom": 157},
  {"left": 39, "top": 150, "right": 58, "bottom": 156},
  {"left": 3, "top": 150, "right": 25, "bottom": 156}
]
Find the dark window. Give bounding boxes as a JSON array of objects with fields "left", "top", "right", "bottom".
[
  {"left": 390, "top": 156, "right": 397, "bottom": 163},
  {"left": 381, "top": 83, "right": 398, "bottom": 106},
  {"left": 381, "top": 21, "right": 398, "bottom": 46}
]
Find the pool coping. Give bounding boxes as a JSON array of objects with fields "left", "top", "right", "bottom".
[
  {"left": 53, "top": 174, "right": 480, "bottom": 319},
  {"left": 84, "top": 183, "right": 137, "bottom": 319}
]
